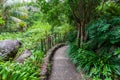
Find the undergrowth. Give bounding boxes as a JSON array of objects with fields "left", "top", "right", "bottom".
[
  {"left": 68, "top": 43, "right": 120, "bottom": 80},
  {"left": 0, "top": 21, "right": 51, "bottom": 80},
  {"left": 67, "top": 16, "right": 120, "bottom": 80}
]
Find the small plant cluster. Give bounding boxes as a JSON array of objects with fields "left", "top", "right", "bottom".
[
  {"left": 0, "top": 50, "right": 44, "bottom": 80},
  {"left": 0, "top": 46, "right": 43, "bottom": 80},
  {"left": 0, "top": 17, "right": 5, "bottom": 26}
]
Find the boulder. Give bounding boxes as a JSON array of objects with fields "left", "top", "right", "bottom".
[
  {"left": 0, "top": 40, "right": 21, "bottom": 60},
  {"left": 15, "top": 49, "right": 32, "bottom": 63}
]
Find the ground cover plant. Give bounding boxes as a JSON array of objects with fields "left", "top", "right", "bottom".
[{"left": 0, "top": 21, "right": 52, "bottom": 80}]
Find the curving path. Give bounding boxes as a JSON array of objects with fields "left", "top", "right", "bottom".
[{"left": 48, "top": 46, "right": 83, "bottom": 80}]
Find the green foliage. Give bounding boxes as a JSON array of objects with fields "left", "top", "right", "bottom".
[
  {"left": 31, "top": 50, "right": 44, "bottom": 66},
  {"left": 0, "top": 17, "right": 5, "bottom": 25},
  {"left": 86, "top": 16, "right": 120, "bottom": 50},
  {"left": 68, "top": 43, "right": 120, "bottom": 80},
  {"left": 0, "top": 21, "right": 52, "bottom": 80},
  {"left": 0, "top": 50, "right": 44, "bottom": 80},
  {"left": 37, "top": 0, "right": 70, "bottom": 26},
  {"left": 25, "top": 12, "right": 42, "bottom": 27},
  {"left": 53, "top": 23, "right": 74, "bottom": 34},
  {"left": 68, "top": 11, "right": 120, "bottom": 79},
  {"left": 0, "top": 57, "right": 40, "bottom": 80},
  {"left": 66, "top": 30, "right": 77, "bottom": 42},
  {"left": 0, "top": 21, "right": 51, "bottom": 50},
  {"left": 18, "top": 21, "right": 27, "bottom": 31},
  {"left": 0, "top": 0, "right": 72, "bottom": 80},
  {"left": 0, "top": 1, "right": 39, "bottom": 32},
  {"left": 97, "top": 1, "right": 120, "bottom": 16}
]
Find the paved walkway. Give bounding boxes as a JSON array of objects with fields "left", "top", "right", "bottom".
[{"left": 48, "top": 46, "right": 83, "bottom": 80}]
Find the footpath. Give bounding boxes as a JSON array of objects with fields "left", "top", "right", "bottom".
[{"left": 48, "top": 46, "right": 83, "bottom": 80}]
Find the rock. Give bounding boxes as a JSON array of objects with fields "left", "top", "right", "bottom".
[
  {"left": 15, "top": 49, "right": 32, "bottom": 63},
  {"left": 0, "top": 40, "right": 21, "bottom": 60}
]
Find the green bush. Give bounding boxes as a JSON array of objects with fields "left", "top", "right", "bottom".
[
  {"left": 86, "top": 16, "right": 120, "bottom": 50},
  {"left": 53, "top": 23, "right": 74, "bottom": 35},
  {"left": 97, "top": 1, "right": 120, "bottom": 17},
  {"left": 0, "top": 62, "right": 39, "bottom": 80},
  {"left": 0, "top": 21, "right": 52, "bottom": 52},
  {"left": 0, "top": 17, "right": 5, "bottom": 25},
  {"left": 0, "top": 50, "right": 44, "bottom": 80},
  {"left": 68, "top": 43, "right": 120, "bottom": 80},
  {"left": 68, "top": 15, "right": 120, "bottom": 79}
]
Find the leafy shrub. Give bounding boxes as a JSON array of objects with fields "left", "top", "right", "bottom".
[
  {"left": 0, "top": 17, "right": 5, "bottom": 25},
  {"left": 0, "top": 55, "right": 42, "bottom": 80},
  {"left": 66, "top": 30, "right": 77, "bottom": 42},
  {"left": 86, "top": 16, "right": 120, "bottom": 50},
  {"left": 97, "top": 1, "right": 120, "bottom": 16},
  {"left": 18, "top": 21, "right": 27, "bottom": 31},
  {"left": 0, "top": 21, "right": 52, "bottom": 79},
  {"left": 53, "top": 23, "right": 76, "bottom": 42},
  {"left": 68, "top": 15, "right": 120, "bottom": 79},
  {"left": 19, "top": 22, "right": 27, "bottom": 28},
  {"left": 0, "top": 21, "right": 52, "bottom": 52},
  {"left": 0, "top": 48, "right": 44, "bottom": 80},
  {"left": 31, "top": 50, "right": 44, "bottom": 67},
  {"left": 53, "top": 23, "right": 74, "bottom": 35},
  {"left": 68, "top": 43, "right": 120, "bottom": 80}
]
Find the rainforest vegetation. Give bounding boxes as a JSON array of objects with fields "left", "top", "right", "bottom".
[{"left": 0, "top": 0, "right": 120, "bottom": 80}]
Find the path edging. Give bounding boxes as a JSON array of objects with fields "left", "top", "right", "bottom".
[{"left": 40, "top": 43, "right": 66, "bottom": 80}]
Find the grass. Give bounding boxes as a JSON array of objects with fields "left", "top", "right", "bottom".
[{"left": 0, "top": 21, "right": 52, "bottom": 80}]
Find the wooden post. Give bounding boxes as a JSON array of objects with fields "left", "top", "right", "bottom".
[
  {"left": 48, "top": 36, "right": 51, "bottom": 49},
  {"left": 53, "top": 35, "right": 55, "bottom": 45},
  {"left": 50, "top": 35, "right": 52, "bottom": 47},
  {"left": 49, "top": 36, "right": 52, "bottom": 48},
  {"left": 58, "top": 34, "right": 60, "bottom": 43},
  {"left": 44, "top": 39, "right": 46, "bottom": 52},
  {"left": 55, "top": 34, "right": 57, "bottom": 44},
  {"left": 45, "top": 37, "right": 48, "bottom": 51}
]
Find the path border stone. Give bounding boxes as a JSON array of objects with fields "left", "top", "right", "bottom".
[{"left": 40, "top": 43, "right": 66, "bottom": 80}]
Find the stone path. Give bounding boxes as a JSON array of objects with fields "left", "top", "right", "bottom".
[{"left": 48, "top": 46, "right": 83, "bottom": 80}]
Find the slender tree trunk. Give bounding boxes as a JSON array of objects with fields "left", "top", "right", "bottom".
[
  {"left": 84, "top": 32, "right": 88, "bottom": 41},
  {"left": 77, "top": 26, "right": 81, "bottom": 47},
  {"left": 80, "top": 26, "right": 83, "bottom": 47},
  {"left": 80, "top": 20, "right": 85, "bottom": 47}
]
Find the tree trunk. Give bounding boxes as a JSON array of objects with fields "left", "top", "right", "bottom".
[
  {"left": 80, "top": 25, "right": 83, "bottom": 47},
  {"left": 80, "top": 20, "right": 85, "bottom": 47},
  {"left": 84, "top": 32, "right": 88, "bottom": 42},
  {"left": 77, "top": 26, "right": 81, "bottom": 47}
]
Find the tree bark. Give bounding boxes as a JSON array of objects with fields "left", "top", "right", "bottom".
[
  {"left": 77, "top": 26, "right": 81, "bottom": 47},
  {"left": 80, "top": 20, "right": 85, "bottom": 47}
]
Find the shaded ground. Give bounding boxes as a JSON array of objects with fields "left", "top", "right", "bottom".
[{"left": 48, "top": 46, "right": 84, "bottom": 80}]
